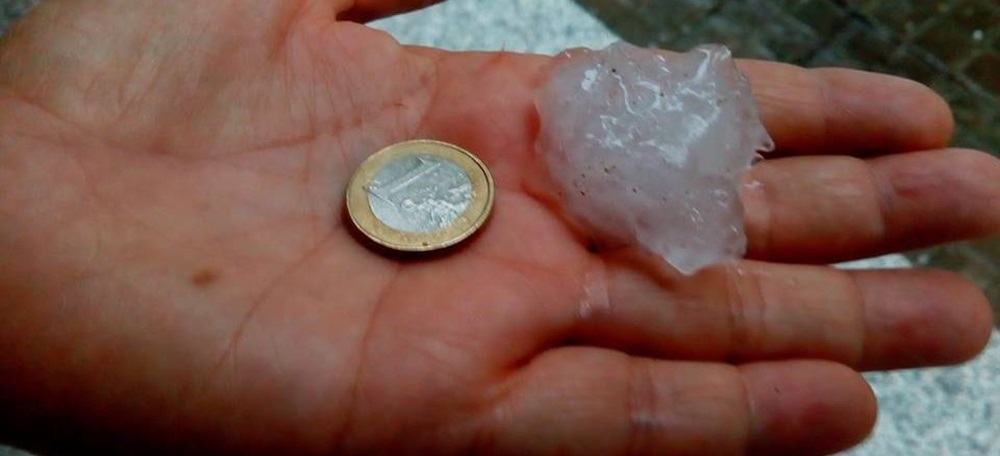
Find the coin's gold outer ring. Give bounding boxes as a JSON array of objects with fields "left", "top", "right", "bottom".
[{"left": 346, "top": 140, "right": 495, "bottom": 252}]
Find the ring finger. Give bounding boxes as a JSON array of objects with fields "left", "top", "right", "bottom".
[{"left": 562, "top": 259, "right": 992, "bottom": 371}]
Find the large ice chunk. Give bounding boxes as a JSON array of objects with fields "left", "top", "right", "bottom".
[{"left": 536, "top": 42, "right": 774, "bottom": 274}]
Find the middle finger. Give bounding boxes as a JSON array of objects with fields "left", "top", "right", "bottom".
[{"left": 741, "top": 148, "right": 1000, "bottom": 263}]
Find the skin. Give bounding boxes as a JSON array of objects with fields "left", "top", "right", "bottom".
[{"left": 1, "top": 0, "right": 999, "bottom": 454}]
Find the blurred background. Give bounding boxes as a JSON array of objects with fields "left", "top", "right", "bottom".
[{"left": 1, "top": 1, "right": 998, "bottom": 455}]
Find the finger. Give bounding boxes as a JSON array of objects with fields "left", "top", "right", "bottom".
[
  {"left": 741, "top": 149, "right": 1000, "bottom": 263},
  {"left": 483, "top": 348, "right": 873, "bottom": 456},
  {"left": 740, "top": 62, "right": 954, "bottom": 154},
  {"left": 411, "top": 51, "right": 954, "bottom": 188},
  {"left": 430, "top": 51, "right": 953, "bottom": 154},
  {"left": 564, "top": 261, "right": 991, "bottom": 371},
  {"left": 740, "top": 360, "right": 876, "bottom": 455},
  {"left": 339, "top": 0, "right": 444, "bottom": 22},
  {"left": 853, "top": 269, "right": 994, "bottom": 369}
]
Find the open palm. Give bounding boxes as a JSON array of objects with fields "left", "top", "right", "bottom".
[{"left": 2, "top": 1, "right": 999, "bottom": 455}]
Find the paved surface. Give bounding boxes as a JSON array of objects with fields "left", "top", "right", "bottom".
[
  {"left": 0, "top": 0, "right": 30, "bottom": 33},
  {"left": 2, "top": 1, "right": 999, "bottom": 455}
]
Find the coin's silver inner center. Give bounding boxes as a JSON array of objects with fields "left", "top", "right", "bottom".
[{"left": 367, "top": 154, "right": 473, "bottom": 233}]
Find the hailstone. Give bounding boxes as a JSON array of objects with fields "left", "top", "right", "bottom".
[{"left": 536, "top": 42, "right": 774, "bottom": 274}]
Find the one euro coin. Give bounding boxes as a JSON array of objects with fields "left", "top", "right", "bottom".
[{"left": 346, "top": 140, "right": 495, "bottom": 252}]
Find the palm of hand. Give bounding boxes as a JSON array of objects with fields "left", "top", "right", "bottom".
[{"left": 1, "top": 2, "right": 998, "bottom": 455}]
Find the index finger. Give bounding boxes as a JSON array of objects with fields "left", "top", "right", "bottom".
[
  {"left": 740, "top": 61, "right": 954, "bottom": 155},
  {"left": 413, "top": 50, "right": 955, "bottom": 168}
]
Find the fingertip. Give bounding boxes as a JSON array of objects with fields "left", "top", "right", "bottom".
[
  {"left": 917, "top": 269, "right": 994, "bottom": 365},
  {"left": 885, "top": 76, "right": 955, "bottom": 150},
  {"left": 743, "top": 361, "right": 876, "bottom": 456},
  {"left": 815, "top": 68, "right": 955, "bottom": 153},
  {"left": 920, "top": 85, "right": 955, "bottom": 148},
  {"left": 856, "top": 269, "right": 994, "bottom": 369},
  {"left": 869, "top": 148, "right": 1000, "bottom": 250}
]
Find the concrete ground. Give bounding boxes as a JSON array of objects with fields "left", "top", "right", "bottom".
[{"left": 1, "top": 1, "right": 998, "bottom": 455}]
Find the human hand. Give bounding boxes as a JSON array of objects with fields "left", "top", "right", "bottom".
[{"left": 1, "top": 1, "right": 998, "bottom": 455}]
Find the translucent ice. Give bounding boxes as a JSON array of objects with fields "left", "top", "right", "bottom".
[{"left": 536, "top": 42, "right": 774, "bottom": 274}]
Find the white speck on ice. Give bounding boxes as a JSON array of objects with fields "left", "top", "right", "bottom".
[{"left": 581, "top": 68, "right": 599, "bottom": 90}]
